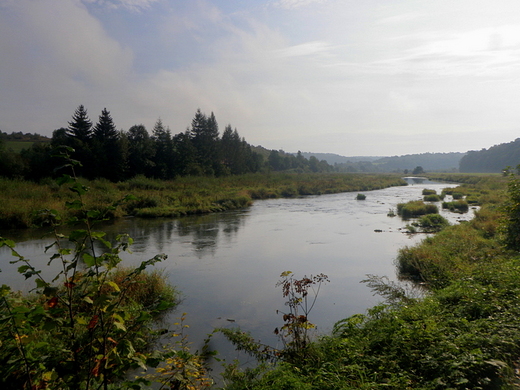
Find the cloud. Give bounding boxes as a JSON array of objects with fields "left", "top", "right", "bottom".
[
  {"left": 375, "top": 26, "right": 520, "bottom": 78},
  {"left": 0, "top": 0, "right": 134, "bottom": 131},
  {"left": 275, "top": 40, "right": 335, "bottom": 58},
  {"left": 271, "top": 0, "right": 330, "bottom": 10},
  {"left": 81, "top": 0, "right": 160, "bottom": 12}
]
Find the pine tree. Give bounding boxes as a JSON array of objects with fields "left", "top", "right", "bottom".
[
  {"left": 189, "top": 109, "right": 222, "bottom": 175},
  {"left": 93, "top": 108, "right": 118, "bottom": 141},
  {"left": 67, "top": 105, "right": 92, "bottom": 143},
  {"left": 64, "top": 105, "right": 94, "bottom": 178},
  {"left": 151, "top": 118, "right": 174, "bottom": 179},
  {"left": 92, "top": 108, "right": 122, "bottom": 180}
]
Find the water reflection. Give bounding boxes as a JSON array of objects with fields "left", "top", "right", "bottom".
[{"left": 403, "top": 176, "right": 429, "bottom": 185}]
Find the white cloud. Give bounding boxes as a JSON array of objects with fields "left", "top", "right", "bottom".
[
  {"left": 0, "top": 0, "right": 134, "bottom": 131},
  {"left": 271, "top": 0, "right": 329, "bottom": 10},
  {"left": 81, "top": 0, "right": 160, "bottom": 12},
  {"left": 275, "top": 40, "right": 335, "bottom": 58}
]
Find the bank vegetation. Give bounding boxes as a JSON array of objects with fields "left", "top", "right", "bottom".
[
  {"left": 219, "top": 172, "right": 520, "bottom": 389},
  {"left": 0, "top": 173, "right": 406, "bottom": 229}
]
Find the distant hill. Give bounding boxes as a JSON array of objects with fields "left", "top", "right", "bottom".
[
  {"left": 293, "top": 151, "right": 465, "bottom": 173},
  {"left": 374, "top": 152, "right": 465, "bottom": 172},
  {"left": 293, "top": 152, "right": 381, "bottom": 165},
  {"left": 459, "top": 138, "right": 520, "bottom": 173}
]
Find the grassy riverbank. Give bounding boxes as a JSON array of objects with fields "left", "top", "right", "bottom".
[
  {"left": 219, "top": 173, "right": 520, "bottom": 389},
  {"left": 0, "top": 173, "right": 406, "bottom": 229}
]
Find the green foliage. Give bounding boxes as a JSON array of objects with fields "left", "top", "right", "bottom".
[
  {"left": 416, "top": 213, "right": 450, "bottom": 232},
  {"left": 459, "top": 138, "right": 520, "bottom": 173},
  {"left": 421, "top": 188, "right": 437, "bottom": 195},
  {"left": 423, "top": 193, "right": 442, "bottom": 202},
  {"left": 501, "top": 171, "right": 520, "bottom": 251},
  {"left": 219, "top": 173, "right": 520, "bottom": 389},
  {"left": 412, "top": 165, "right": 424, "bottom": 175},
  {"left": 0, "top": 152, "right": 211, "bottom": 389},
  {"left": 0, "top": 173, "right": 406, "bottom": 228},
  {"left": 356, "top": 193, "right": 366, "bottom": 200},
  {"left": 397, "top": 200, "right": 438, "bottom": 219},
  {"left": 442, "top": 200, "right": 469, "bottom": 213}
]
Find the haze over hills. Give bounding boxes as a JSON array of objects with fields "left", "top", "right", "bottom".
[{"left": 294, "top": 151, "right": 465, "bottom": 173}]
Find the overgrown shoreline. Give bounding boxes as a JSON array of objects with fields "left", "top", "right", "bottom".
[
  {"left": 0, "top": 173, "right": 406, "bottom": 229},
  {"left": 4, "top": 171, "right": 520, "bottom": 388},
  {"left": 218, "top": 173, "right": 520, "bottom": 389}
]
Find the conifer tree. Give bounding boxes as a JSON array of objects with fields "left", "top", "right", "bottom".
[
  {"left": 65, "top": 105, "right": 94, "bottom": 178},
  {"left": 151, "top": 118, "right": 174, "bottom": 179},
  {"left": 189, "top": 109, "right": 222, "bottom": 175},
  {"left": 127, "top": 124, "right": 155, "bottom": 177},
  {"left": 93, "top": 108, "right": 118, "bottom": 141},
  {"left": 92, "top": 108, "right": 122, "bottom": 181},
  {"left": 67, "top": 105, "right": 92, "bottom": 143}
]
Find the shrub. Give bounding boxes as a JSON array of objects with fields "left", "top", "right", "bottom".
[
  {"left": 422, "top": 189, "right": 437, "bottom": 195},
  {"left": 423, "top": 194, "right": 442, "bottom": 202},
  {"left": 417, "top": 213, "right": 450, "bottom": 232},
  {"left": 356, "top": 193, "right": 366, "bottom": 200},
  {"left": 442, "top": 200, "right": 469, "bottom": 213},
  {"left": 397, "top": 200, "right": 438, "bottom": 219}
]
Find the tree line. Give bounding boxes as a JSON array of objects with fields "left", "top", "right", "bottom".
[
  {"left": 0, "top": 106, "right": 332, "bottom": 181},
  {"left": 459, "top": 138, "right": 520, "bottom": 173}
]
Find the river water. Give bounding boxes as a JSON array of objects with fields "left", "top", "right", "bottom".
[{"left": 0, "top": 178, "right": 474, "bottom": 365}]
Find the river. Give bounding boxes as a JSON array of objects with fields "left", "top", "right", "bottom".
[{"left": 0, "top": 178, "right": 474, "bottom": 366}]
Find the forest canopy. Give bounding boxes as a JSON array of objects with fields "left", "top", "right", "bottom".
[{"left": 0, "top": 106, "right": 333, "bottom": 181}]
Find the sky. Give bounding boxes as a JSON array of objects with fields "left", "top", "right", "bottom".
[{"left": 2, "top": 0, "right": 520, "bottom": 156}]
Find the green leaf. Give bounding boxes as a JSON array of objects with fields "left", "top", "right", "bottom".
[
  {"left": 55, "top": 174, "right": 75, "bottom": 186},
  {"left": 90, "top": 231, "right": 107, "bottom": 240},
  {"left": 114, "top": 321, "right": 127, "bottom": 331},
  {"left": 17, "top": 265, "right": 31, "bottom": 274},
  {"left": 0, "top": 238, "right": 16, "bottom": 249},
  {"left": 35, "top": 279, "right": 49, "bottom": 289},
  {"left": 65, "top": 199, "right": 83, "bottom": 210},
  {"left": 69, "top": 182, "right": 89, "bottom": 196},
  {"left": 87, "top": 210, "right": 102, "bottom": 219},
  {"left": 83, "top": 253, "right": 97, "bottom": 267},
  {"left": 107, "top": 281, "right": 120, "bottom": 292},
  {"left": 69, "top": 229, "right": 87, "bottom": 242}
]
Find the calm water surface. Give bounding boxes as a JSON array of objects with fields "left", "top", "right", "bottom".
[{"left": 0, "top": 178, "right": 474, "bottom": 361}]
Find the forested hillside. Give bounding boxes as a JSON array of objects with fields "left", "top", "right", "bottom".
[
  {"left": 459, "top": 138, "right": 520, "bottom": 173},
  {"left": 0, "top": 106, "right": 333, "bottom": 181},
  {"left": 331, "top": 152, "right": 464, "bottom": 173}
]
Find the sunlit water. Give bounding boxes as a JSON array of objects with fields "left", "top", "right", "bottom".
[{"left": 0, "top": 178, "right": 474, "bottom": 369}]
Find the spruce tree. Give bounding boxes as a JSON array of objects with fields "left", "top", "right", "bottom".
[
  {"left": 93, "top": 108, "right": 122, "bottom": 180},
  {"left": 189, "top": 109, "right": 222, "bottom": 175},
  {"left": 67, "top": 105, "right": 92, "bottom": 143},
  {"left": 151, "top": 118, "right": 174, "bottom": 179},
  {"left": 93, "top": 108, "right": 118, "bottom": 141}
]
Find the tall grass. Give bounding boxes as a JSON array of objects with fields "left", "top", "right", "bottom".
[
  {"left": 396, "top": 200, "right": 438, "bottom": 219},
  {"left": 0, "top": 173, "right": 406, "bottom": 229}
]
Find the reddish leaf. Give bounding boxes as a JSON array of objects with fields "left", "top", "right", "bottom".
[{"left": 88, "top": 315, "right": 99, "bottom": 330}]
